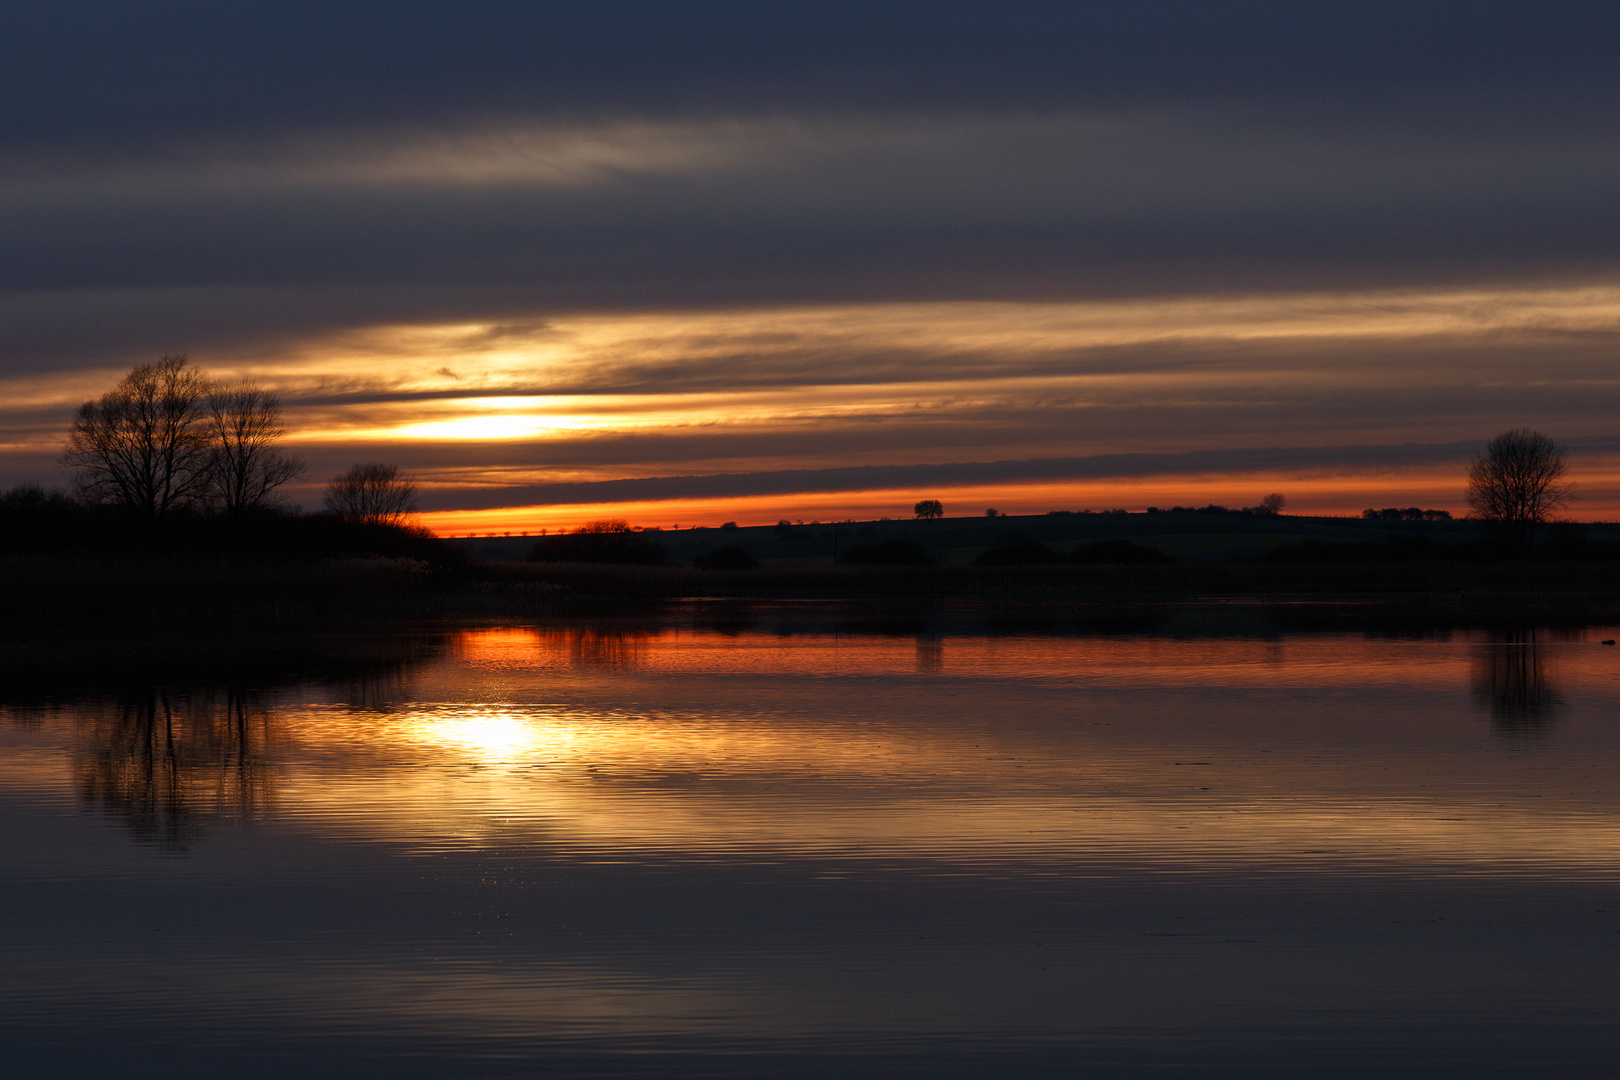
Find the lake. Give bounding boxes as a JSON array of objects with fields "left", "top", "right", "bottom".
[{"left": 3, "top": 608, "right": 1619, "bottom": 1077}]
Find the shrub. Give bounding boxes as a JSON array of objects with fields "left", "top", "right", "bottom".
[{"left": 973, "top": 534, "right": 1061, "bottom": 566}]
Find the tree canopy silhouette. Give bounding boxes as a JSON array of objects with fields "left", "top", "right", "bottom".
[
  {"left": 1253, "top": 493, "right": 1286, "bottom": 516},
  {"left": 1465, "top": 428, "right": 1573, "bottom": 542},
  {"left": 62, "top": 355, "right": 214, "bottom": 518},
  {"left": 323, "top": 463, "right": 419, "bottom": 526},
  {"left": 206, "top": 380, "right": 305, "bottom": 513},
  {"left": 913, "top": 498, "right": 944, "bottom": 520},
  {"left": 62, "top": 355, "right": 302, "bottom": 519}
]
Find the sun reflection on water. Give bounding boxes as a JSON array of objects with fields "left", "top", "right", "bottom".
[
  {"left": 399, "top": 707, "right": 553, "bottom": 765},
  {"left": 11, "top": 624, "right": 1620, "bottom": 872}
]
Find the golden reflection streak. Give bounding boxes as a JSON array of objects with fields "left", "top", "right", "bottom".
[
  {"left": 436, "top": 628, "right": 1469, "bottom": 687},
  {"left": 6, "top": 628, "right": 1619, "bottom": 870},
  {"left": 265, "top": 719, "right": 1620, "bottom": 871},
  {"left": 167, "top": 628, "right": 1620, "bottom": 872}
]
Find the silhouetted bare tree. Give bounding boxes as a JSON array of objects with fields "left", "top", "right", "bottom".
[
  {"left": 62, "top": 354, "right": 213, "bottom": 518},
  {"left": 205, "top": 380, "right": 304, "bottom": 513},
  {"left": 1465, "top": 428, "right": 1573, "bottom": 543},
  {"left": 914, "top": 498, "right": 944, "bottom": 520},
  {"left": 323, "top": 462, "right": 419, "bottom": 526}
]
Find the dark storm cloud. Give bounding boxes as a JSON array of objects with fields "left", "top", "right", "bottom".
[
  {"left": 6, "top": 104, "right": 1620, "bottom": 373},
  {"left": 5, "top": 2, "right": 1618, "bottom": 146},
  {"left": 1, "top": 2, "right": 1618, "bottom": 360}
]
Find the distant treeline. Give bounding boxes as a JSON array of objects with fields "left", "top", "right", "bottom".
[
  {"left": 1051, "top": 503, "right": 1275, "bottom": 517},
  {"left": 1362, "top": 507, "right": 1453, "bottom": 521},
  {"left": 528, "top": 519, "right": 667, "bottom": 565},
  {"left": 1141, "top": 498, "right": 1285, "bottom": 516}
]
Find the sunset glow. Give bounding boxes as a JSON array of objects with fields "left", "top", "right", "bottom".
[
  {"left": 14, "top": 7, "right": 1620, "bottom": 1074},
  {"left": 9, "top": 287, "right": 1620, "bottom": 525},
  {"left": 414, "top": 476, "right": 1464, "bottom": 536}
]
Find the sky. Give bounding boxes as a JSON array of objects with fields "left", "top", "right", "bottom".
[{"left": 5, "top": 1, "right": 1620, "bottom": 531}]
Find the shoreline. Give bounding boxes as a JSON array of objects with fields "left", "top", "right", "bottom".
[{"left": 5, "top": 551, "right": 1620, "bottom": 687}]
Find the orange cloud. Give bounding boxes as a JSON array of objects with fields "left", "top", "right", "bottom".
[
  {"left": 417, "top": 452, "right": 1620, "bottom": 535},
  {"left": 8, "top": 284, "right": 1620, "bottom": 520}
]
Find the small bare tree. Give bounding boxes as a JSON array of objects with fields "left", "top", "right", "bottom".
[
  {"left": 205, "top": 380, "right": 304, "bottom": 513},
  {"left": 1466, "top": 428, "right": 1573, "bottom": 543},
  {"left": 914, "top": 498, "right": 944, "bottom": 521},
  {"left": 62, "top": 354, "right": 214, "bottom": 518},
  {"left": 323, "top": 463, "right": 419, "bottom": 526},
  {"left": 1256, "top": 493, "right": 1286, "bottom": 516}
]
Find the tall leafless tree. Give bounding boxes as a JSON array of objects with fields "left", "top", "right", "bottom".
[
  {"left": 205, "top": 380, "right": 304, "bottom": 513},
  {"left": 62, "top": 354, "right": 214, "bottom": 518},
  {"left": 1465, "top": 427, "right": 1574, "bottom": 543},
  {"left": 323, "top": 463, "right": 419, "bottom": 526}
]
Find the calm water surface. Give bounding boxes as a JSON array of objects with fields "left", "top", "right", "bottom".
[{"left": 3, "top": 616, "right": 1619, "bottom": 1076}]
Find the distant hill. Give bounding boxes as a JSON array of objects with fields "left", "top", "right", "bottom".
[{"left": 450, "top": 510, "right": 1614, "bottom": 566}]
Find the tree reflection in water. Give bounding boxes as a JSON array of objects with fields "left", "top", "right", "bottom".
[
  {"left": 1470, "top": 630, "right": 1564, "bottom": 738},
  {"left": 546, "top": 628, "right": 650, "bottom": 669},
  {"left": 0, "top": 632, "right": 455, "bottom": 847},
  {"left": 76, "top": 688, "right": 273, "bottom": 848},
  {"left": 329, "top": 667, "right": 417, "bottom": 712}
]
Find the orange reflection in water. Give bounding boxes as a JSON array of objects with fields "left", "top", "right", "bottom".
[
  {"left": 221, "top": 626, "right": 1620, "bottom": 874},
  {"left": 438, "top": 625, "right": 1464, "bottom": 689},
  {"left": 10, "top": 627, "right": 1620, "bottom": 868}
]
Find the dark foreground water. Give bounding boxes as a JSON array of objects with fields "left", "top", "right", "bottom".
[{"left": 3, "top": 613, "right": 1619, "bottom": 1077}]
